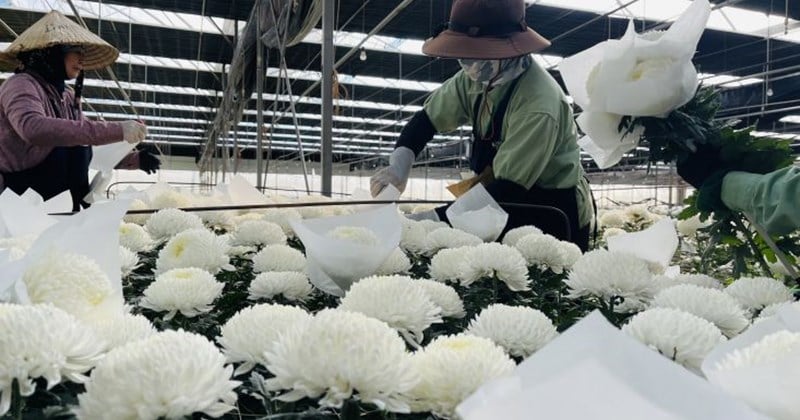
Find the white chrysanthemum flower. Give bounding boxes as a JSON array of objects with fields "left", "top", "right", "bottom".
[
  {"left": 466, "top": 304, "right": 558, "bottom": 358},
  {"left": 716, "top": 330, "right": 800, "bottom": 371},
  {"left": 514, "top": 233, "right": 582, "bottom": 274},
  {"left": 624, "top": 204, "right": 653, "bottom": 224},
  {"left": 140, "top": 268, "right": 224, "bottom": 320},
  {"left": 252, "top": 244, "right": 307, "bottom": 273},
  {"left": 677, "top": 214, "right": 711, "bottom": 238},
  {"left": 599, "top": 209, "right": 626, "bottom": 229},
  {"left": 75, "top": 330, "right": 240, "bottom": 420},
  {"left": 725, "top": 276, "right": 794, "bottom": 313},
  {"left": 466, "top": 243, "right": 530, "bottom": 291},
  {"left": 22, "top": 249, "right": 118, "bottom": 322},
  {"left": 218, "top": 304, "right": 311, "bottom": 375},
  {"left": 326, "top": 226, "right": 380, "bottom": 245},
  {"left": 193, "top": 197, "right": 235, "bottom": 230},
  {"left": 119, "top": 222, "right": 153, "bottom": 252},
  {"left": 424, "top": 227, "right": 482, "bottom": 255},
  {"left": 248, "top": 272, "right": 314, "bottom": 302},
  {"left": 413, "top": 279, "right": 465, "bottom": 318},
  {"left": 145, "top": 208, "right": 204, "bottom": 241},
  {"left": 293, "top": 196, "right": 333, "bottom": 219},
  {"left": 155, "top": 228, "right": 232, "bottom": 275},
  {"left": 602, "top": 227, "right": 628, "bottom": 241},
  {"left": 261, "top": 208, "right": 303, "bottom": 236},
  {"left": 756, "top": 301, "right": 800, "bottom": 323},
  {"left": 501, "top": 225, "right": 543, "bottom": 247},
  {"left": 123, "top": 198, "right": 150, "bottom": 225},
  {"left": 408, "top": 334, "right": 514, "bottom": 418},
  {"left": 0, "top": 304, "right": 106, "bottom": 416},
  {"left": 264, "top": 309, "right": 418, "bottom": 412},
  {"left": 119, "top": 246, "right": 140, "bottom": 279},
  {"left": 565, "top": 249, "right": 657, "bottom": 313},
  {"left": 232, "top": 212, "right": 266, "bottom": 227},
  {"left": 149, "top": 190, "right": 192, "bottom": 209},
  {"left": 429, "top": 246, "right": 475, "bottom": 283},
  {"left": 651, "top": 285, "right": 749, "bottom": 337},
  {"left": 0, "top": 234, "right": 35, "bottom": 261},
  {"left": 230, "top": 220, "right": 287, "bottom": 247},
  {"left": 375, "top": 247, "right": 412, "bottom": 275},
  {"left": 655, "top": 273, "right": 724, "bottom": 291},
  {"left": 400, "top": 218, "right": 429, "bottom": 254},
  {"left": 86, "top": 312, "right": 156, "bottom": 350},
  {"left": 339, "top": 275, "right": 442, "bottom": 345},
  {"left": 622, "top": 307, "right": 726, "bottom": 373}
]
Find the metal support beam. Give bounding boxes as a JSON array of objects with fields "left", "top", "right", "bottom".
[
  {"left": 320, "top": 0, "right": 335, "bottom": 196},
  {"left": 255, "top": 1, "right": 265, "bottom": 189}
]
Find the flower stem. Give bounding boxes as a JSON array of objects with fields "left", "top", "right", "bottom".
[
  {"left": 732, "top": 216, "right": 772, "bottom": 277},
  {"left": 744, "top": 213, "right": 800, "bottom": 282},
  {"left": 10, "top": 379, "right": 23, "bottom": 420}
]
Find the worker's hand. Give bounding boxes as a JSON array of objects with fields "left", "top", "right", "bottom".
[
  {"left": 138, "top": 146, "right": 161, "bottom": 175},
  {"left": 370, "top": 147, "right": 415, "bottom": 197},
  {"left": 121, "top": 120, "right": 147, "bottom": 144},
  {"left": 677, "top": 143, "right": 729, "bottom": 214}
]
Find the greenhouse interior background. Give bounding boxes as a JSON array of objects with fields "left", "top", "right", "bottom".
[{"left": 1, "top": 0, "right": 797, "bottom": 206}]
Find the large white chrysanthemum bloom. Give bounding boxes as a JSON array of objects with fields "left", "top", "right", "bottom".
[
  {"left": 123, "top": 198, "right": 150, "bottom": 225},
  {"left": 624, "top": 204, "right": 653, "bottom": 225},
  {"left": 424, "top": 227, "right": 482, "bottom": 255},
  {"left": 118, "top": 222, "right": 153, "bottom": 253},
  {"left": 428, "top": 246, "right": 474, "bottom": 283},
  {"left": 0, "top": 234, "right": 35, "bottom": 261},
  {"left": 149, "top": 190, "right": 192, "bottom": 209},
  {"left": 23, "top": 249, "right": 118, "bottom": 322},
  {"left": 725, "top": 277, "right": 794, "bottom": 313},
  {"left": 230, "top": 220, "right": 287, "bottom": 247},
  {"left": 514, "top": 233, "right": 582, "bottom": 274},
  {"left": 710, "top": 330, "right": 800, "bottom": 420},
  {"left": 501, "top": 225, "right": 543, "bottom": 247},
  {"left": 217, "top": 304, "right": 311, "bottom": 375},
  {"left": 339, "top": 275, "right": 442, "bottom": 345},
  {"left": 622, "top": 307, "right": 726, "bottom": 373},
  {"left": 413, "top": 279, "right": 465, "bottom": 318},
  {"left": 119, "top": 246, "right": 140, "bottom": 279},
  {"left": 231, "top": 212, "right": 265, "bottom": 227},
  {"left": 145, "top": 208, "right": 204, "bottom": 242},
  {"left": 0, "top": 304, "right": 105, "bottom": 416},
  {"left": 155, "top": 229, "right": 232, "bottom": 275},
  {"left": 651, "top": 285, "right": 749, "bottom": 337},
  {"left": 75, "top": 330, "right": 240, "bottom": 420},
  {"left": 400, "top": 218, "right": 431, "bottom": 254},
  {"left": 756, "top": 301, "right": 800, "bottom": 323},
  {"left": 140, "top": 268, "right": 224, "bottom": 320},
  {"left": 565, "top": 249, "right": 657, "bottom": 313},
  {"left": 248, "top": 271, "right": 314, "bottom": 302},
  {"left": 599, "top": 209, "right": 626, "bottom": 229},
  {"left": 408, "top": 334, "right": 514, "bottom": 418},
  {"left": 466, "top": 243, "right": 530, "bottom": 291},
  {"left": 264, "top": 309, "right": 418, "bottom": 412},
  {"left": 326, "top": 226, "right": 380, "bottom": 245},
  {"left": 86, "top": 312, "right": 156, "bottom": 350},
  {"left": 252, "top": 244, "right": 307, "bottom": 273},
  {"left": 261, "top": 208, "right": 303, "bottom": 237},
  {"left": 602, "top": 227, "right": 627, "bottom": 241},
  {"left": 655, "top": 273, "right": 724, "bottom": 291},
  {"left": 466, "top": 304, "right": 558, "bottom": 358},
  {"left": 375, "top": 247, "right": 412, "bottom": 275}
]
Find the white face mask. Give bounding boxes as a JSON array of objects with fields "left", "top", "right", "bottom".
[{"left": 458, "top": 59, "right": 501, "bottom": 83}]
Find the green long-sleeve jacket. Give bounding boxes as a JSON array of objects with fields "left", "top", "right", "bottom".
[{"left": 722, "top": 166, "right": 800, "bottom": 235}]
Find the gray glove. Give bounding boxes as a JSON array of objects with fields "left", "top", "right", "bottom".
[
  {"left": 120, "top": 120, "right": 147, "bottom": 144},
  {"left": 407, "top": 209, "right": 440, "bottom": 222},
  {"left": 370, "top": 147, "right": 415, "bottom": 197}
]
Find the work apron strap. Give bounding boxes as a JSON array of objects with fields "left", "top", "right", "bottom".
[{"left": 469, "top": 77, "right": 522, "bottom": 174}]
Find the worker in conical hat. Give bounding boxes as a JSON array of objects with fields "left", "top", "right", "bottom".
[
  {"left": 0, "top": 11, "right": 160, "bottom": 211},
  {"left": 370, "top": 0, "right": 594, "bottom": 250}
]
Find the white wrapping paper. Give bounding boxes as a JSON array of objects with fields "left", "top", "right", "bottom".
[
  {"left": 607, "top": 218, "right": 679, "bottom": 270},
  {"left": 446, "top": 184, "right": 507, "bottom": 242},
  {"left": 702, "top": 305, "right": 800, "bottom": 420},
  {"left": 290, "top": 204, "right": 401, "bottom": 296},
  {"left": 351, "top": 184, "right": 401, "bottom": 212},
  {"left": 457, "top": 311, "right": 766, "bottom": 420},
  {"left": 90, "top": 142, "right": 135, "bottom": 173},
  {"left": 0, "top": 189, "right": 57, "bottom": 237}
]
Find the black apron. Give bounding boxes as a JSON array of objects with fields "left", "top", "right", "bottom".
[
  {"left": 437, "top": 77, "right": 591, "bottom": 251},
  {"left": 1, "top": 82, "right": 92, "bottom": 212}
]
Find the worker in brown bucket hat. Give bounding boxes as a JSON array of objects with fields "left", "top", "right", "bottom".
[
  {"left": 0, "top": 11, "right": 159, "bottom": 211},
  {"left": 372, "top": 0, "right": 594, "bottom": 251}
]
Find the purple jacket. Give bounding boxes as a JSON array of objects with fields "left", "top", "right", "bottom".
[{"left": 0, "top": 72, "right": 132, "bottom": 190}]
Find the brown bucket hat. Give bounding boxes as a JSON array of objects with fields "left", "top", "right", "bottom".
[
  {"left": 0, "top": 10, "right": 119, "bottom": 71},
  {"left": 422, "top": 0, "right": 550, "bottom": 60}
]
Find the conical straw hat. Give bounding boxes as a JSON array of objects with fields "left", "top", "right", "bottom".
[{"left": 0, "top": 10, "right": 119, "bottom": 71}]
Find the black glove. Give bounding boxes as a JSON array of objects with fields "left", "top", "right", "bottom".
[
  {"left": 138, "top": 147, "right": 161, "bottom": 174},
  {"left": 677, "top": 144, "right": 730, "bottom": 215}
]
